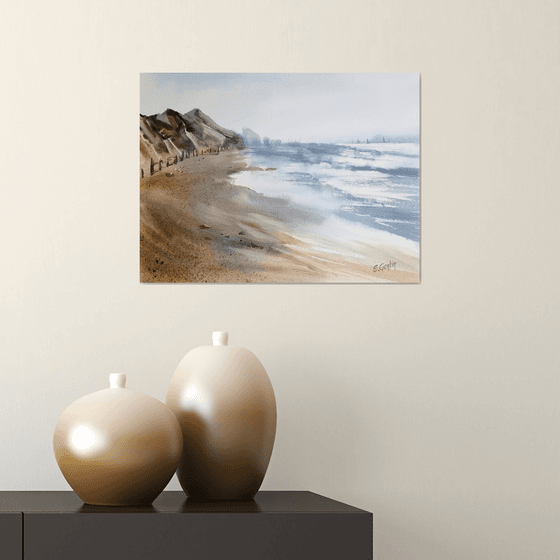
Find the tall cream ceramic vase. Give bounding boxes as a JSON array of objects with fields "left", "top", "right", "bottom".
[
  {"left": 53, "top": 373, "right": 183, "bottom": 506},
  {"left": 166, "top": 332, "right": 277, "bottom": 500}
]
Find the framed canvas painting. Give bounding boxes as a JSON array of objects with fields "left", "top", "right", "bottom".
[{"left": 140, "top": 73, "right": 419, "bottom": 283}]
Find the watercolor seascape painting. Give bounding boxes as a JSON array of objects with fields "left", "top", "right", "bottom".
[{"left": 140, "top": 73, "right": 420, "bottom": 283}]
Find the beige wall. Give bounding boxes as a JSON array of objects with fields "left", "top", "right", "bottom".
[{"left": 1, "top": 0, "right": 559, "bottom": 558}]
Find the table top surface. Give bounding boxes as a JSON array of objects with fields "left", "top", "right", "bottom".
[{"left": 0, "top": 491, "right": 371, "bottom": 514}]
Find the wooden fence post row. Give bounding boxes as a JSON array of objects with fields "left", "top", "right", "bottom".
[{"left": 144, "top": 145, "right": 228, "bottom": 178}]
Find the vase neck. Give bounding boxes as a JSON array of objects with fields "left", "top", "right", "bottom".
[
  {"left": 212, "top": 332, "right": 229, "bottom": 346},
  {"left": 109, "top": 373, "right": 126, "bottom": 388}
]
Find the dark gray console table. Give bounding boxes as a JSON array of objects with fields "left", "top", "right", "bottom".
[{"left": 0, "top": 491, "right": 372, "bottom": 559}]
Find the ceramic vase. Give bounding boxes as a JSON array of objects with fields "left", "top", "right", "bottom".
[
  {"left": 53, "top": 373, "right": 183, "bottom": 506},
  {"left": 166, "top": 332, "right": 277, "bottom": 500}
]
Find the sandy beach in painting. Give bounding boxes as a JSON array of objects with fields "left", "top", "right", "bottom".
[{"left": 140, "top": 149, "right": 419, "bottom": 283}]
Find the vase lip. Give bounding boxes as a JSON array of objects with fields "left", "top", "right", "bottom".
[
  {"left": 109, "top": 373, "right": 126, "bottom": 388},
  {"left": 212, "top": 332, "right": 229, "bottom": 346}
]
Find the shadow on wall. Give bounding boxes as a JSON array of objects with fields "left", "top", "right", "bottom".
[
  {"left": 276, "top": 348, "right": 387, "bottom": 490},
  {"left": 317, "top": 374, "right": 366, "bottom": 482},
  {"left": 375, "top": 517, "right": 464, "bottom": 560},
  {"left": 292, "top": 364, "right": 371, "bottom": 489}
]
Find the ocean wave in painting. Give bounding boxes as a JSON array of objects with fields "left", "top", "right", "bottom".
[{"left": 232, "top": 142, "right": 420, "bottom": 247}]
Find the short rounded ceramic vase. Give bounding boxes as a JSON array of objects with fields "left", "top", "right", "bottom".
[
  {"left": 166, "top": 332, "right": 277, "bottom": 500},
  {"left": 53, "top": 373, "right": 183, "bottom": 506}
]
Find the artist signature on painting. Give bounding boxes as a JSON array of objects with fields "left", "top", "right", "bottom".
[{"left": 373, "top": 261, "right": 396, "bottom": 273}]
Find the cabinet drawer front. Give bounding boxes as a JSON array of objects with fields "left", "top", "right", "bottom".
[
  {"left": 0, "top": 513, "right": 21, "bottom": 560},
  {"left": 25, "top": 512, "right": 372, "bottom": 560}
]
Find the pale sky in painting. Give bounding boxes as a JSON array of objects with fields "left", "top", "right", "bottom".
[{"left": 140, "top": 73, "right": 419, "bottom": 143}]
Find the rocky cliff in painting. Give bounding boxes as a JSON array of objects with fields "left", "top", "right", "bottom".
[
  {"left": 140, "top": 108, "right": 245, "bottom": 171},
  {"left": 241, "top": 127, "right": 262, "bottom": 146}
]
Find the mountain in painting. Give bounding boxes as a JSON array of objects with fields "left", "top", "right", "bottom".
[
  {"left": 140, "top": 108, "right": 245, "bottom": 170},
  {"left": 241, "top": 127, "right": 262, "bottom": 146}
]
